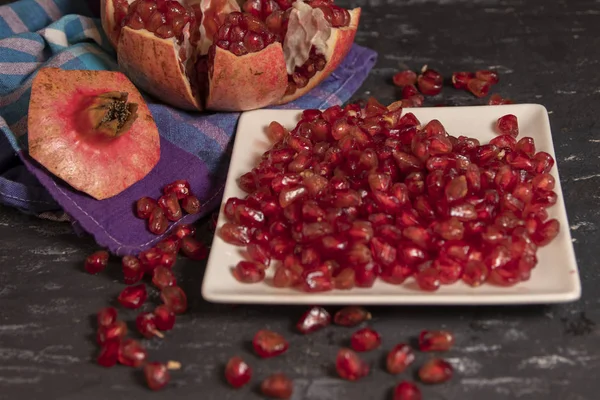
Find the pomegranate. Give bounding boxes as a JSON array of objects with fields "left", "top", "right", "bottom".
[
  {"left": 225, "top": 356, "right": 252, "bottom": 388},
  {"left": 335, "top": 348, "right": 369, "bottom": 381},
  {"left": 101, "top": 0, "right": 361, "bottom": 111},
  {"left": 260, "top": 373, "right": 293, "bottom": 399},
  {"left": 27, "top": 68, "right": 160, "bottom": 200}
]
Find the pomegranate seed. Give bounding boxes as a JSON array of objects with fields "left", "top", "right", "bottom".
[
  {"left": 84, "top": 250, "right": 109, "bottom": 274},
  {"left": 261, "top": 373, "right": 293, "bottom": 399},
  {"left": 467, "top": 78, "right": 491, "bottom": 98},
  {"left": 419, "top": 330, "right": 455, "bottom": 351},
  {"left": 118, "top": 339, "right": 147, "bottom": 367},
  {"left": 153, "top": 305, "right": 176, "bottom": 331},
  {"left": 158, "top": 192, "right": 183, "bottom": 221},
  {"left": 181, "top": 195, "right": 201, "bottom": 214},
  {"left": 416, "top": 267, "right": 441, "bottom": 291},
  {"left": 164, "top": 180, "right": 191, "bottom": 199},
  {"left": 253, "top": 329, "right": 289, "bottom": 358},
  {"left": 148, "top": 207, "right": 168, "bottom": 234},
  {"left": 232, "top": 260, "right": 266, "bottom": 283},
  {"left": 402, "top": 84, "right": 419, "bottom": 99},
  {"left": 417, "top": 68, "right": 443, "bottom": 96},
  {"left": 144, "top": 361, "right": 180, "bottom": 391},
  {"left": 97, "top": 341, "right": 119, "bottom": 367},
  {"left": 136, "top": 312, "right": 164, "bottom": 339},
  {"left": 220, "top": 222, "right": 251, "bottom": 245},
  {"left": 247, "top": 242, "right": 271, "bottom": 266},
  {"left": 475, "top": 69, "right": 499, "bottom": 84},
  {"left": 152, "top": 266, "right": 177, "bottom": 289},
  {"left": 533, "top": 151, "right": 555, "bottom": 174},
  {"left": 532, "top": 218, "right": 560, "bottom": 246},
  {"left": 419, "top": 358, "right": 453, "bottom": 384},
  {"left": 393, "top": 70, "right": 417, "bottom": 87},
  {"left": 161, "top": 286, "right": 187, "bottom": 314},
  {"left": 336, "top": 348, "right": 369, "bottom": 381},
  {"left": 496, "top": 114, "right": 519, "bottom": 137},
  {"left": 97, "top": 320, "right": 127, "bottom": 344},
  {"left": 296, "top": 306, "right": 331, "bottom": 334},
  {"left": 334, "top": 306, "right": 372, "bottom": 327},
  {"left": 225, "top": 356, "right": 252, "bottom": 388},
  {"left": 387, "top": 344, "right": 415, "bottom": 374},
  {"left": 181, "top": 236, "right": 208, "bottom": 260},
  {"left": 136, "top": 196, "right": 158, "bottom": 219},
  {"left": 350, "top": 328, "right": 381, "bottom": 352},
  {"left": 121, "top": 255, "right": 143, "bottom": 284},
  {"left": 97, "top": 307, "right": 117, "bottom": 328},
  {"left": 462, "top": 260, "right": 488, "bottom": 287},
  {"left": 117, "top": 284, "right": 147, "bottom": 309},
  {"left": 451, "top": 71, "right": 473, "bottom": 90},
  {"left": 173, "top": 224, "right": 196, "bottom": 239},
  {"left": 394, "top": 381, "right": 422, "bottom": 400}
]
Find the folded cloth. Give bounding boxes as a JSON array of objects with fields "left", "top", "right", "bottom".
[{"left": 0, "top": 0, "right": 377, "bottom": 256}]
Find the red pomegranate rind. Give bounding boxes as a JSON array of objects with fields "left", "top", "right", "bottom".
[
  {"left": 117, "top": 27, "right": 203, "bottom": 111},
  {"left": 206, "top": 43, "right": 288, "bottom": 111},
  {"left": 27, "top": 68, "right": 160, "bottom": 200},
  {"left": 277, "top": 8, "right": 361, "bottom": 104}
]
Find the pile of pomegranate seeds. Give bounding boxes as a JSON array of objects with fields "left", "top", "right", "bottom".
[
  {"left": 220, "top": 99, "right": 560, "bottom": 292},
  {"left": 136, "top": 179, "right": 202, "bottom": 235}
]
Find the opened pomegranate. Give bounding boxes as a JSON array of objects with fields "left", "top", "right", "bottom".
[
  {"left": 27, "top": 68, "right": 160, "bottom": 200},
  {"left": 101, "top": 0, "right": 361, "bottom": 111}
]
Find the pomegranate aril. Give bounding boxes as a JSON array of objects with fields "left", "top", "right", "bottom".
[
  {"left": 225, "top": 356, "right": 252, "bottom": 390},
  {"left": 260, "top": 373, "right": 293, "bottom": 399},
  {"left": 419, "top": 330, "right": 455, "bottom": 352},
  {"left": 334, "top": 267, "right": 356, "bottom": 289},
  {"left": 136, "top": 311, "right": 164, "bottom": 339},
  {"left": 462, "top": 260, "right": 488, "bottom": 287},
  {"left": 475, "top": 69, "right": 499, "bottom": 84},
  {"left": 467, "top": 78, "right": 491, "bottom": 98},
  {"left": 417, "top": 68, "right": 443, "bottom": 96},
  {"left": 496, "top": 114, "right": 519, "bottom": 137},
  {"left": 153, "top": 304, "right": 176, "bottom": 331},
  {"left": 118, "top": 339, "right": 147, "bottom": 367},
  {"left": 158, "top": 192, "right": 182, "bottom": 221},
  {"left": 532, "top": 218, "right": 560, "bottom": 246},
  {"left": 97, "top": 307, "right": 118, "bottom": 328},
  {"left": 350, "top": 327, "right": 381, "bottom": 352},
  {"left": 532, "top": 173, "right": 555, "bottom": 191},
  {"left": 157, "top": 234, "right": 182, "bottom": 253},
  {"left": 297, "top": 306, "right": 331, "bottom": 334},
  {"left": 419, "top": 358, "right": 453, "bottom": 384},
  {"left": 387, "top": 344, "right": 415, "bottom": 374},
  {"left": 84, "top": 250, "right": 109, "bottom": 274},
  {"left": 181, "top": 195, "right": 201, "bottom": 214},
  {"left": 144, "top": 362, "right": 176, "bottom": 391},
  {"left": 152, "top": 266, "right": 177, "bottom": 289},
  {"left": 148, "top": 207, "right": 168, "bottom": 234},
  {"left": 451, "top": 71, "right": 473, "bottom": 90},
  {"left": 517, "top": 137, "right": 536, "bottom": 156},
  {"left": 336, "top": 348, "right": 369, "bottom": 381},
  {"left": 334, "top": 306, "right": 371, "bottom": 327},
  {"left": 181, "top": 236, "right": 208, "bottom": 260},
  {"left": 267, "top": 121, "right": 287, "bottom": 142},
  {"left": 533, "top": 151, "right": 555, "bottom": 174},
  {"left": 136, "top": 196, "right": 158, "bottom": 219},
  {"left": 97, "top": 320, "right": 127, "bottom": 345},
  {"left": 415, "top": 267, "right": 441, "bottom": 291},
  {"left": 253, "top": 329, "right": 289, "bottom": 358},
  {"left": 117, "top": 284, "right": 147, "bottom": 309},
  {"left": 233, "top": 260, "right": 266, "bottom": 283},
  {"left": 302, "top": 269, "right": 333, "bottom": 292},
  {"left": 393, "top": 70, "right": 417, "bottom": 87},
  {"left": 220, "top": 222, "right": 251, "bottom": 245},
  {"left": 161, "top": 286, "right": 187, "bottom": 314},
  {"left": 393, "top": 381, "right": 422, "bottom": 400},
  {"left": 164, "top": 179, "right": 191, "bottom": 199},
  {"left": 97, "top": 340, "right": 119, "bottom": 368}
]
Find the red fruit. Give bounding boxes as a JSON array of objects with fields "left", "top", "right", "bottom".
[
  {"left": 417, "top": 68, "right": 443, "bottom": 96},
  {"left": 136, "top": 197, "right": 158, "bottom": 219},
  {"left": 161, "top": 286, "right": 188, "bottom": 314},
  {"left": 261, "top": 373, "right": 293, "bottom": 399},
  {"left": 97, "top": 341, "right": 119, "bottom": 367},
  {"left": 334, "top": 306, "right": 372, "bottom": 327},
  {"left": 157, "top": 235, "right": 182, "bottom": 254},
  {"left": 335, "top": 348, "right": 369, "bottom": 381},
  {"left": 488, "top": 93, "right": 513, "bottom": 105},
  {"left": 350, "top": 328, "right": 381, "bottom": 352},
  {"left": 144, "top": 361, "right": 180, "bottom": 391},
  {"left": 158, "top": 192, "right": 183, "bottom": 221},
  {"left": 232, "top": 260, "right": 266, "bottom": 283},
  {"left": 97, "top": 321, "right": 128, "bottom": 344},
  {"left": 152, "top": 266, "right": 177, "bottom": 289},
  {"left": 28, "top": 68, "right": 160, "bottom": 200},
  {"left": 253, "top": 329, "right": 289, "bottom": 358},
  {"left": 451, "top": 71, "right": 473, "bottom": 90},
  {"left": 118, "top": 339, "right": 147, "bottom": 367},
  {"left": 532, "top": 218, "right": 560, "bottom": 246},
  {"left": 163, "top": 180, "right": 191, "bottom": 200},
  {"left": 181, "top": 195, "right": 201, "bottom": 214},
  {"left": 533, "top": 151, "right": 555, "bottom": 174},
  {"left": 419, "top": 330, "right": 455, "bottom": 352},
  {"left": 117, "top": 284, "right": 147, "bottom": 309},
  {"left": 297, "top": 306, "right": 331, "bottom": 334},
  {"left": 475, "top": 69, "right": 499, "bottom": 84},
  {"left": 84, "top": 250, "right": 109, "bottom": 274},
  {"left": 267, "top": 121, "right": 287, "bottom": 142},
  {"left": 496, "top": 114, "right": 519, "bottom": 137},
  {"left": 387, "top": 344, "right": 415, "bottom": 374},
  {"left": 148, "top": 207, "right": 169, "bottom": 234},
  {"left": 136, "top": 312, "right": 164, "bottom": 339},
  {"left": 97, "top": 307, "right": 118, "bottom": 328},
  {"left": 416, "top": 267, "right": 441, "bottom": 291},
  {"left": 393, "top": 70, "right": 417, "bottom": 87},
  {"left": 153, "top": 305, "right": 176, "bottom": 331},
  {"left": 225, "top": 356, "right": 252, "bottom": 388},
  {"left": 467, "top": 78, "right": 491, "bottom": 98},
  {"left": 402, "top": 84, "right": 419, "bottom": 99},
  {"left": 181, "top": 236, "right": 208, "bottom": 260},
  {"left": 121, "top": 255, "right": 144, "bottom": 284},
  {"left": 462, "top": 260, "right": 488, "bottom": 287},
  {"left": 220, "top": 222, "right": 251, "bottom": 245},
  {"left": 393, "top": 381, "right": 422, "bottom": 400},
  {"left": 419, "top": 358, "right": 453, "bottom": 384}
]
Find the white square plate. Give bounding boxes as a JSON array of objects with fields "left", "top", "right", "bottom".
[{"left": 201, "top": 104, "right": 581, "bottom": 305}]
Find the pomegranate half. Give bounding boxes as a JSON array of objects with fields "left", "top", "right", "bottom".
[
  {"left": 100, "top": 0, "right": 361, "bottom": 111},
  {"left": 27, "top": 68, "right": 161, "bottom": 200}
]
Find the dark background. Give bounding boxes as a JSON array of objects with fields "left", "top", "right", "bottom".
[{"left": 1, "top": 0, "right": 599, "bottom": 399}]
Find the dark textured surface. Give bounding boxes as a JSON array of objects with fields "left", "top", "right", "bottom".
[{"left": 1, "top": 0, "right": 599, "bottom": 399}]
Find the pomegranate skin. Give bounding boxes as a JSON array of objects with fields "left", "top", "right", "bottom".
[{"left": 27, "top": 68, "right": 160, "bottom": 200}]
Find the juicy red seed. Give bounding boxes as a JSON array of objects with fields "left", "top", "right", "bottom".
[
  {"left": 118, "top": 339, "right": 147, "bottom": 367},
  {"left": 253, "top": 329, "right": 289, "bottom": 358},
  {"left": 419, "top": 358, "right": 453, "bottom": 384},
  {"left": 97, "top": 307, "right": 118, "bottom": 328},
  {"left": 418, "top": 330, "right": 455, "bottom": 352},
  {"left": 220, "top": 222, "right": 251, "bottom": 245},
  {"left": 144, "top": 362, "right": 171, "bottom": 391},
  {"left": 164, "top": 180, "right": 191, "bottom": 200},
  {"left": 97, "top": 321, "right": 127, "bottom": 344},
  {"left": 467, "top": 78, "right": 491, "bottom": 98},
  {"left": 136, "top": 312, "right": 162, "bottom": 339},
  {"left": 122, "top": 255, "right": 144, "bottom": 284},
  {"left": 475, "top": 69, "right": 499, "bottom": 84},
  {"left": 225, "top": 356, "right": 252, "bottom": 388},
  {"left": 97, "top": 341, "right": 119, "bottom": 367},
  {"left": 181, "top": 195, "right": 201, "bottom": 214},
  {"left": 296, "top": 306, "right": 331, "bottom": 334},
  {"left": 387, "top": 344, "right": 415, "bottom": 374},
  {"left": 451, "top": 71, "right": 473, "bottom": 90},
  {"left": 260, "top": 373, "right": 293, "bottom": 399},
  {"left": 152, "top": 266, "right": 177, "bottom": 289},
  {"left": 161, "top": 286, "right": 188, "bottom": 314},
  {"left": 181, "top": 236, "right": 208, "bottom": 260},
  {"left": 157, "top": 235, "right": 182, "bottom": 253},
  {"left": 402, "top": 84, "right": 419, "bottom": 99},
  {"left": 158, "top": 192, "right": 183, "bottom": 221},
  {"left": 334, "top": 306, "right": 372, "bottom": 327},
  {"left": 136, "top": 197, "right": 158, "bottom": 219},
  {"left": 84, "top": 250, "right": 109, "bottom": 274},
  {"left": 350, "top": 327, "right": 382, "bottom": 352},
  {"left": 336, "top": 348, "right": 369, "bottom": 381},
  {"left": 148, "top": 207, "right": 168, "bottom": 234},
  {"left": 417, "top": 72, "right": 442, "bottom": 96},
  {"left": 496, "top": 114, "right": 519, "bottom": 137},
  {"left": 247, "top": 242, "right": 271, "bottom": 266},
  {"left": 153, "top": 305, "right": 176, "bottom": 331},
  {"left": 233, "top": 260, "right": 266, "bottom": 283},
  {"left": 393, "top": 70, "right": 417, "bottom": 87},
  {"left": 415, "top": 267, "right": 441, "bottom": 291},
  {"left": 117, "top": 284, "right": 147, "bottom": 309},
  {"left": 393, "top": 381, "right": 422, "bottom": 400}
]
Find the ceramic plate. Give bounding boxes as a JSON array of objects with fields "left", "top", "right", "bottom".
[{"left": 201, "top": 104, "right": 581, "bottom": 305}]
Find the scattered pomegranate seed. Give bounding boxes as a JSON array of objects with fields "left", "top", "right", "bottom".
[
  {"left": 488, "top": 93, "right": 513, "bottom": 105},
  {"left": 181, "top": 195, "right": 201, "bottom": 214},
  {"left": 335, "top": 348, "right": 369, "bottom": 381},
  {"left": 121, "top": 255, "right": 143, "bottom": 284},
  {"left": 419, "top": 330, "right": 455, "bottom": 351},
  {"left": 260, "top": 373, "right": 293, "bottom": 399},
  {"left": 253, "top": 329, "right": 289, "bottom": 358},
  {"left": 117, "top": 284, "right": 147, "bottom": 309},
  {"left": 296, "top": 306, "right": 331, "bottom": 334},
  {"left": 158, "top": 192, "right": 183, "bottom": 221},
  {"left": 467, "top": 78, "right": 491, "bottom": 98},
  {"left": 152, "top": 266, "right": 177, "bottom": 289},
  {"left": 97, "top": 340, "right": 119, "bottom": 367},
  {"left": 118, "top": 339, "right": 147, "bottom": 367},
  {"left": 136, "top": 197, "right": 158, "bottom": 219},
  {"left": 402, "top": 84, "right": 419, "bottom": 99},
  {"left": 225, "top": 356, "right": 252, "bottom": 388},
  {"left": 475, "top": 69, "right": 499, "bottom": 84},
  {"left": 164, "top": 180, "right": 191, "bottom": 200},
  {"left": 96, "top": 307, "right": 117, "bottom": 328},
  {"left": 161, "top": 286, "right": 188, "bottom": 314},
  {"left": 173, "top": 224, "right": 196, "bottom": 240},
  {"left": 153, "top": 305, "right": 176, "bottom": 331},
  {"left": 180, "top": 236, "right": 208, "bottom": 260},
  {"left": 84, "top": 250, "right": 109, "bottom": 274},
  {"left": 451, "top": 71, "right": 473, "bottom": 90},
  {"left": 393, "top": 70, "right": 417, "bottom": 87},
  {"left": 419, "top": 358, "right": 453, "bottom": 384},
  {"left": 496, "top": 114, "right": 519, "bottom": 137},
  {"left": 333, "top": 306, "right": 372, "bottom": 327},
  {"left": 393, "top": 381, "right": 422, "bottom": 400},
  {"left": 350, "top": 328, "right": 382, "bottom": 352},
  {"left": 417, "top": 67, "right": 443, "bottom": 96},
  {"left": 386, "top": 344, "right": 415, "bottom": 374},
  {"left": 144, "top": 361, "right": 180, "bottom": 391},
  {"left": 136, "top": 312, "right": 165, "bottom": 339},
  {"left": 148, "top": 207, "right": 168, "bottom": 234},
  {"left": 97, "top": 320, "right": 127, "bottom": 344}
]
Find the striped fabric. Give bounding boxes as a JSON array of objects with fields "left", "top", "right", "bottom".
[{"left": 0, "top": 0, "right": 377, "bottom": 254}]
